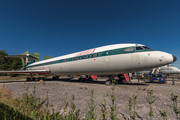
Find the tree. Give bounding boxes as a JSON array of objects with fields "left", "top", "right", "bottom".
[
  {"left": 0, "top": 50, "right": 23, "bottom": 76},
  {"left": 0, "top": 50, "right": 8, "bottom": 70}
]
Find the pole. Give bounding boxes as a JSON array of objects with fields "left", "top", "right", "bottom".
[{"left": 172, "top": 77, "right": 174, "bottom": 85}]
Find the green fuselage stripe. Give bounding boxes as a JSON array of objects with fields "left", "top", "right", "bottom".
[{"left": 27, "top": 46, "right": 153, "bottom": 68}]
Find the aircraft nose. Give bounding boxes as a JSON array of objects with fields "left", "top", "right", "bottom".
[
  {"left": 173, "top": 55, "right": 177, "bottom": 62},
  {"left": 162, "top": 52, "right": 177, "bottom": 64}
]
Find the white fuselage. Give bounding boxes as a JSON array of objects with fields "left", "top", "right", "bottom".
[
  {"left": 26, "top": 44, "right": 176, "bottom": 75},
  {"left": 159, "top": 65, "right": 180, "bottom": 74}
]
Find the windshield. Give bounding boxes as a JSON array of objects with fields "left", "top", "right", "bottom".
[
  {"left": 136, "top": 46, "right": 143, "bottom": 50},
  {"left": 142, "top": 46, "right": 152, "bottom": 50},
  {"left": 135, "top": 46, "right": 152, "bottom": 51}
]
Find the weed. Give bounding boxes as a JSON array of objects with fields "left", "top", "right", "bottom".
[
  {"left": 0, "top": 86, "right": 64, "bottom": 120},
  {"left": 129, "top": 97, "right": 132, "bottom": 120},
  {"left": 49, "top": 104, "right": 53, "bottom": 107},
  {"left": 64, "top": 92, "right": 68, "bottom": 112},
  {"left": 110, "top": 87, "right": 117, "bottom": 120},
  {"left": 132, "top": 95, "right": 137, "bottom": 120},
  {"left": 159, "top": 110, "right": 167, "bottom": 120},
  {"left": 112, "top": 80, "right": 116, "bottom": 86},
  {"left": 146, "top": 90, "right": 156, "bottom": 120},
  {"left": 43, "top": 81, "right": 46, "bottom": 86},
  {"left": 171, "top": 92, "right": 179, "bottom": 120},
  {"left": 64, "top": 94, "right": 80, "bottom": 120},
  {"left": 100, "top": 98, "right": 107, "bottom": 120},
  {"left": 86, "top": 90, "right": 97, "bottom": 120},
  {"left": 142, "top": 88, "right": 146, "bottom": 91}
]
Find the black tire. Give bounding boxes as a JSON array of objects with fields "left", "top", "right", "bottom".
[
  {"left": 56, "top": 76, "right": 59, "bottom": 80},
  {"left": 26, "top": 77, "right": 30, "bottom": 81},
  {"left": 32, "top": 77, "right": 36, "bottom": 81}
]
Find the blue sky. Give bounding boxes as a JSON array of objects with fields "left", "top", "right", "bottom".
[{"left": 0, "top": 0, "right": 180, "bottom": 68}]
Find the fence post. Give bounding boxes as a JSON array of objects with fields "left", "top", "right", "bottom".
[{"left": 172, "top": 77, "right": 174, "bottom": 85}]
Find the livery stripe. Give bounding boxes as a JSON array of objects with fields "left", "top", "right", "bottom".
[{"left": 27, "top": 46, "right": 153, "bottom": 68}]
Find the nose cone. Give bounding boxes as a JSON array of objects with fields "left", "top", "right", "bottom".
[
  {"left": 173, "top": 55, "right": 177, "bottom": 62},
  {"left": 162, "top": 52, "right": 177, "bottom": 64}
]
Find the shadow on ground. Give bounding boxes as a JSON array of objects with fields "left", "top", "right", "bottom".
[{"left": 0, "top": 78, "right": 149, "bottom": 86}]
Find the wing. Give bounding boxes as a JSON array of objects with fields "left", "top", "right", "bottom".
[{"left": 0, "top": 69, "right": 51, "bottom": 75}]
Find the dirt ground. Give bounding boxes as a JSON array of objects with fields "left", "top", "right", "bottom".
[{"left": 0, "top": 77, "right": 180, "bottom": 120}]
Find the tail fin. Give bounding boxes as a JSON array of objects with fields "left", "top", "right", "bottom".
[{"left": 24, "top": 54, "right": 35, "bottom": 67}]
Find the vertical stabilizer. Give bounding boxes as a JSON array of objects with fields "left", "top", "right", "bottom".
[{"left": 24, "top": 54, "right": 35, "bottom": 67}]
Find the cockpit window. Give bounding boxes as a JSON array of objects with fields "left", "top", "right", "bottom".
[
  {"left": 136, "top": 46, "right": 152, "bottom": 51},
  {"left": 142, "top": 46, "right": 152, "bottom": 50},
  {"left": 136, "top": 46, "right": 144, "bottom": 51}
]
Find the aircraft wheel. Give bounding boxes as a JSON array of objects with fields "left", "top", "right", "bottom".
[
  {"left": 105, "top": 80, "right": 111, "bottom": 86},
  {"left": 26, "top": 77, "right": 30, "bottom": 81},
  {"left": 32, "top": 77, "right": 36, "bottom": 81},
  {"left": 56, "top": 76, "right": 59, "bottom": 80}
]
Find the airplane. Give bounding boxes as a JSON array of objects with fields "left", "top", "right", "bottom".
[
  {"left": 0, "top": 43, "right": 177, "bottom": 83},
  {"left": 159, "top": 65, "right": 180, "bottom": 74},
  {"left": 135, "top": 64, "right": 180, "bottom": 76}
]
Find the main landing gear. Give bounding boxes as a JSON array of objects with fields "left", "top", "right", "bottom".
[
  {"left": 26, "top": 75, "right": 36, "bottom": 81},
  {"left": 78, "top": 75, "right": 97, "bottom": 82},
  {"left": 105, "top": 75, "right": 123, "bottom": 85},
  {"left": 52, "top": 75, "right": 59, "bottom": 80},
  {"left": 78, "top": 75, "right": 88, "bottom": 82}
]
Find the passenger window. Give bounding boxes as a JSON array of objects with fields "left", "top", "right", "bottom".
[
  {"left": 97, "top": 53, "right": 99, "bottom": 56},
  {"left": 124, "top": 48, "right": 134, "bottom": 52},
  {"left": 91, "top": 54, "right": 93, "bottom": 57},
  {"left": 85, "top": 56, "right": 86, "bottom": 58},
  {"left": 136, "top": 46, "right": 144, "bottom": 51},
  {"left": 88, "top": 55, "right": 90, "bottom": 58}
]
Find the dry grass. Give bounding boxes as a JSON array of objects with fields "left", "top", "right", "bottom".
[{"left": 0, "top": 85, "right": 63, "bottom": 120}]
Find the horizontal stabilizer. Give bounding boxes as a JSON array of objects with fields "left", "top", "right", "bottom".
[
  {"left": 0, "top": 69, "right": 51, "bottom": 75},
  {"left": 5, "top": 55, "right": 39, "bottom": 60}
]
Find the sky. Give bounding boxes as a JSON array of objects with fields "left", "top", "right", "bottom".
[{"left": 0, "top": 0, "right": 180, "bottom": 68}]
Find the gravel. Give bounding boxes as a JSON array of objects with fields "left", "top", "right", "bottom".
[{"left": 0, "top": 77, "right": 180, "bottom": 120}]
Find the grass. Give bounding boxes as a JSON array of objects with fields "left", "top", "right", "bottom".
[
  {"left": 0, "top": 77, "right": 26, "bottom": 80},
  {"left": 0, "top": 85, "right": 63, "bottom": 120}
]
